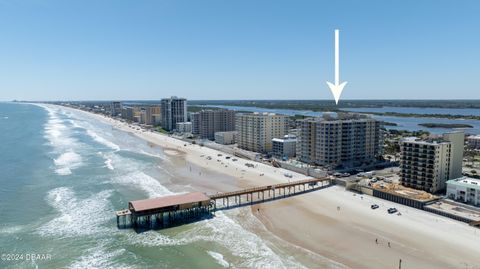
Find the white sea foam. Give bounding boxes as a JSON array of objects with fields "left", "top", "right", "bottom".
[
  {"left": 112, "top": 171, "right": 174, "bottom": 198},
  {"left": 68, "top": 241, "right": 131, "bottom": 269},
  {"left": 3, "top": 116, "right": 8, "bottom": 119},
  {"left": 207, "top": 251, "right": 230, "bottom": 268},
  {"left": 105, "top": 158, "right": 114, "bottom": 170},
  {"left": 38, "top": 104, "right": 85, "bottom": 175},
  {"left": 138, "top": 150, "right": 166, "bottom": 160},
  {"left": 127, "top": 210, "right": 306, "bottom": 269},
  {"left": 0, "top": 225, "right": 23, "bottom": 234},
  {"left": 37, "top": 187, "right": 113, "bottom": 238},
  {"left": 86, "top": 129, "right": 120, "bottom": 151},
  {"left": 54, "top": 151, "right": 83, "bottom": 175},
  {"left": 179, "top": 211, "right": 307, "bottom": 269}
]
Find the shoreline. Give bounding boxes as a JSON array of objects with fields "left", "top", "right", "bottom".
[{"left": 66, "top": 106, "right": 480, "bottom": 269}]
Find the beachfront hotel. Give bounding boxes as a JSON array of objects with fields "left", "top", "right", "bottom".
[
  {"left": 297, "top": 114, "right": 384, "bottom": 169},
  {"left": 400, "top": 132, "right": 464, "bottom": 193},
  {"left": 236, "top": 112, "right": 288, "bottom": 153},
  {"left": 191, "top": 109, "right": 235, "bottom": 140},
  {"left": 446, "top": 176, "right": 480, "bottom": 206},
  {"left": 161, "top": 96, "right": 187, "bottom": 131}
]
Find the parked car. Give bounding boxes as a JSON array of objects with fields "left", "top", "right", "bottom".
[
  {"left": 387, "top": 208, "right": 398, "bottom": 214},
  {"left": 371, "top": 204, "right": 379, "bottom": 209}
]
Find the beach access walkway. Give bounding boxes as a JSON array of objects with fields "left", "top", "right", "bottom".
[{"left": 116, "top": 177, "right": 332, "bottom": 231}]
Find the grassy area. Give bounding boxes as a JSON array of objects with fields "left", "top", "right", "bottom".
[{"left": 155, "top": 126, "right": 169, "bottom": 134}]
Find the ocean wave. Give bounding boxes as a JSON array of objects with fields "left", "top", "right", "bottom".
[
  {"left": 38, "top": 104, "right": 85, "bottom": 176},
  {"left": 207, "top": 251, "right": 230, "bottom": 268},
  {"left": 68, "top": 242, "right": 131, "bottom": 269},
  {"left": 0, "top": 225, "right": 23, "bottom": 234},
  {"left": 54, "top": 151, "right": 83, "bottom": 175},
  {"left": 86, "top": 129, "right": 121, "bottom": 151},
  {"left": 127, "top": 210, "right": 307, "bottom": 269},
  {"left": 104, "top": 158, "right": 114, "bottom": 170},
  {"left": 37, "top": 187, "right": 113, "bottom": 238},
  {"left": 138, "top": 150, "right": 166, "bottom": 160},
  {"left": 112, "top": 171, "right": 175, "bottom": 198},
  {"left": 179, "top": 211, "right": 307, "bottom": 269}
]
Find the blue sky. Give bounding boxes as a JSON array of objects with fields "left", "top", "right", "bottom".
[{"left": 0, "top": 0, "right": 479, "bottom": 101}]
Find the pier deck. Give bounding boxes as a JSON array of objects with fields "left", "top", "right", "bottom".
[{"left": 116, "top": 177, "right": 332, "bottom": 230}]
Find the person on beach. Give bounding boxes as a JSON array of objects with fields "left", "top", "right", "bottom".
[
  {"left": 375, "top": 238, "right": 378, "bottom": 244},
  {"left": 388, "top": 242, "right": 391, "bottom": 248}
]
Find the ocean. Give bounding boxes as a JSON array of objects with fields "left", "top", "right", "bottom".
[{"left": 0, "top": 102, "right": 313, "bottom": 269}]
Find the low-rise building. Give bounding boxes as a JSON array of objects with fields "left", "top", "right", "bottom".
[
  {"left": 467, "top": 135, "right": 480, "bottom": 149},
  {"left": 215, "top": 131, "right": 237, "bottom": 145},
  {"left": 446, "top": 176, "right": 480, "bottom": 206},
  {"left": 272, "top": 135, "right": 297, "bottom": 159},
  {"left": 176, "top": 122, "right": 192, "bottom": 133}
]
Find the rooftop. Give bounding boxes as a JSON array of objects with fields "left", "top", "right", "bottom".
[
  {"left": 272, "top": 135, "right": 297, "bottom": 143},
  {"left": 447, "top": 176, "right": 480, "bottom": 188},
  {"left": 129, "top": 192, "right": 211, "bottom": 213},
  {"left": 401, "top": 136, "right": 449, "bottom": 145}
]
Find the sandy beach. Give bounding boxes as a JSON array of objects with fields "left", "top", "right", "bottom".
[{"left": 73, "top": 108, "right": 480, "bottom": 269}]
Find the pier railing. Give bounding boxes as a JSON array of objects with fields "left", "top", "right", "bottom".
[{"left": 116, "top": 177, "right": 332, "bottom": 231}]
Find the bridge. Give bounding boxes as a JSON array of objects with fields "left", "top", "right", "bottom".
[{"left": 116, "top": 177, "right": 332, "bottom": 231}]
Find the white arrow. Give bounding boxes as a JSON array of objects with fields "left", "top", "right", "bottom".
[{"left": 326, "top": 29, "right": 347, "bottom": 105}]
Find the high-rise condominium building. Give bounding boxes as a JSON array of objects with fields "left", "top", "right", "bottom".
[
  {"left": 191, "top": 110, "right": 235, "bottom": 140},
  {"left": 297, "top": 114, "right": 384, "bottom": 169},
  {"left": 145, "top": 106, "right": 161, "bottom": 126},
  {"left": 111, "top": 101, "right": 122, "bottom": 117},
  {"left": 400, "top": 131, "right": 464, "bottom": 193},
  {"left": 236, "top": 112, "right": 288, "bottom": 153},
  {"left": 160, "top": 97, "right": 187, "bottom": 131}
]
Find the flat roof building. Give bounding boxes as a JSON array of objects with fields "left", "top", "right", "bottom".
[
  {"left": 447, "top": 176, "right": 480, "bottom": 206},
  {"left": 215, "top": 131, "right": 237, "bottom": 145},
  {"left": 467, "top": 135, "right": 480, "bottom": 149},
  {"left": 111, "top": 101, "right": 122, "bottom": 117},
  {"left": 193, "top": 109, "right": 235, "bottom": 140},
  {"left": 297, "top": 114, "right": 384, "bottom": 169},
  {"left": 176, "top": 122, "right": 192, "bottom": 133},
  {"left": 161, "top": 97, "right": 187, "bottom": 131},
  {"left": 272, "top": 135, "right": 297, "bottom": 159},
  {"left": 400, "top": 132, "right": 464, "bottom": 193},
  {"left": 236, "top": 112, "right": 288, "bottom": 153}
]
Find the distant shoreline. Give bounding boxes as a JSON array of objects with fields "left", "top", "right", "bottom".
[{"left": 418, "top": 123, "right": 473, "bottom": 129}]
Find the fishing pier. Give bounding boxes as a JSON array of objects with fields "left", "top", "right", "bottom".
[{"left": 116, "top": 177, "right": 332, "bottom": 230}]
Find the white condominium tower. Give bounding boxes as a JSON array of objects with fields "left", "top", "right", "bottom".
[
  {"left": 236, "top": 112, "right": 288, "bottom": 153},
  {"left": 400, "top": 131, "right": 464, "bottom": 193}
]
